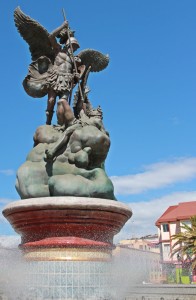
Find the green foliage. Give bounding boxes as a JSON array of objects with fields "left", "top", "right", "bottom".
[
  {"left": 181, "top": 268, "right": 189, "bottom": 276},
  {"left": 171, "top": 216, "right": 196, "bottom": 269},
  {"left": 167, "top": 273, "right": 176, "bottom": 283}
]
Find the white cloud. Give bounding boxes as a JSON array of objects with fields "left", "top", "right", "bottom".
[
  {"left": 0, "top": 235, "right": 20, "bottom": 249},
  {"left": 115, "top": 191, "right": 196, "bottom": 242},
  {"left": 0, "top": 198, "right": 13, "bottom": 205},
  {"left": 0, "top": 198, "right": 15, "bottom": 223},
  {"left": 0, "top": 169, "right": 15, "bottom": 176},
  {"left": 111, "top": 157, "right": 196, "bottom": 195}
]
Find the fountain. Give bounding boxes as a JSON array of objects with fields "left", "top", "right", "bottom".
[{"left": 2, "top": 7, "right": 132, "bottom": 300}]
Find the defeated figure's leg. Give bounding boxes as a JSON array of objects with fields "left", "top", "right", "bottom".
[{"left": 46, "top": 89, "right": 56, "bottom": 125}]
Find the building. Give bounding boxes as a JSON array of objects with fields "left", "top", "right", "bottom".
[
  {"left": 118, "top": 234, "right": 160, "bottom": 253},
  {"left": 114, "top": 235, "right": 162, "bottom": 284},
  {"left": 155, "top": 201, "right": 196, "bottom": 283}
]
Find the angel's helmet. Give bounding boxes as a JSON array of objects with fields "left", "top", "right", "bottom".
[{"left": 65, "top": 37, "right": 80, "bottom": 52}]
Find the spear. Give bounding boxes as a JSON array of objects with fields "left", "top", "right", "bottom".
[{"left": 62, "top": 8, "right": 84, "bottom": 105}]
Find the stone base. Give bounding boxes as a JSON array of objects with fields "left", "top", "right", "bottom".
[{"left": 3, "top": 197, "right": 132, "bottom": 261}]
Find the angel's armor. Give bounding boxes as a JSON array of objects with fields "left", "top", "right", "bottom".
[{"left": 48, "top": 51, "right": 75, "bottom": 96}]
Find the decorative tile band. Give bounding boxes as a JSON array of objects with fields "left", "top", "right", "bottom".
[{"left": 23, "top": 247, "right": 112, "bottom": 262}]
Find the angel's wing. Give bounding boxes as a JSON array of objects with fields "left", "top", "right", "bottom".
[
  {"left": 14, "top": 7, "right": 54, "bottom": 61},
  {"left": 77, "top": 49, "right": 109, "bottom": 72}
]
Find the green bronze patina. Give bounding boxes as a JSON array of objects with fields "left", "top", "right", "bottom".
[{"left": 16, "top": 115, "right": 115, "bottom": 200}]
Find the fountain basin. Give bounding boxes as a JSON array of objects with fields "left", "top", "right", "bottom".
[{"left": 2, "top": 197, "right": 132, "bottom": 261}]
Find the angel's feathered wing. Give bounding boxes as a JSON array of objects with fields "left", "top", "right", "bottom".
[
  {"left": 14, "top": 7, "right": 55, "bottom": 98},
  {"left": 77, "top": 49, "right": 109, "bottom": 72},
  {"left": 14, "top": 7, "right": 54, "bottom": 61}
]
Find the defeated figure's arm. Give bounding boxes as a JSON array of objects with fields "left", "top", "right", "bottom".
[{"left": 45, "top": 123, "right": 81, "bottom": 160}]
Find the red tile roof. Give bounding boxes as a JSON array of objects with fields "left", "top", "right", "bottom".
[{"left": 155, "top": 201, "right": 196, "bottom": 226}]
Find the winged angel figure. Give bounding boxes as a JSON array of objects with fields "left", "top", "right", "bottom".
[{"left": 14, "top": 7, "right": 109, "bottom": 125}]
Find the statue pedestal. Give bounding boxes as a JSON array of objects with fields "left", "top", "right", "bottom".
[{"left": 3, "top": 197, "right": 132, "bottom": 299}]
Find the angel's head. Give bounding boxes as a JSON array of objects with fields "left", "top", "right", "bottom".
[{"left": 65, "top": 37, "right": 80, "bottom": 52}]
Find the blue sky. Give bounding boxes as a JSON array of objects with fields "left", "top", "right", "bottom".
[{"left": 1, "top": 0, "right": 196, "bottom": 241}]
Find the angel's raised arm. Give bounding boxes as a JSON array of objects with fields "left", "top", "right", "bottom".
[
  {"left": 49, "top": 21, "right": 68, "bottom": 52},
  {"left": 50, "top": 21, "right": 68, "bottom": 38}
]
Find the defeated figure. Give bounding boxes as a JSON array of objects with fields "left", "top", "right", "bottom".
[{"left": 16, "top": 106, "right": 115, "bottom": 200}]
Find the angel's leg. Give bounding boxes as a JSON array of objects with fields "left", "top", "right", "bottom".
[
  {"left": 56, "top": 92, "right": 75, "bottom": 127},
  {"left": 46, "top": 89, "right": 56, "bottom": 125}
]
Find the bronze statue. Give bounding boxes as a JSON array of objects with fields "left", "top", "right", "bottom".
[
  {"left": 14, "top": 7, "right": 116, "bottom": 200},
  {"left": 14, "top": 7, "right": 109, "bottom": 125}
]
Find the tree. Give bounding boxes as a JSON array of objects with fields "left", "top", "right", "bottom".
[{"left": 171, "top": 216, "right": 196, "bottom": 268}]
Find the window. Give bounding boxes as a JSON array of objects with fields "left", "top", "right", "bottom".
[
  {"left": 162, "top": 223, "right": 169, "bottom": 232},
  {"left": 163, "top": 243, "right": 170, "bottom": 255}
]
